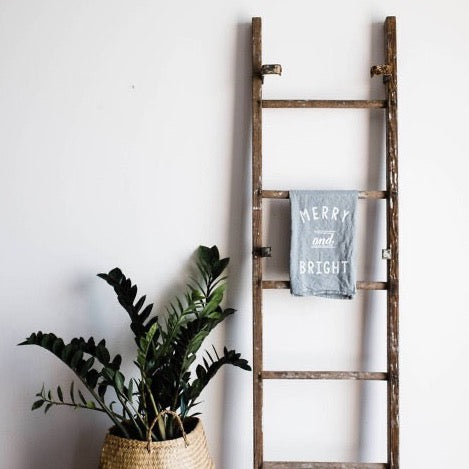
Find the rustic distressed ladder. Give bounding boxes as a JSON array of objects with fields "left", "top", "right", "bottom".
[{"left": 251, "top": 17, "right": 399, "bottom": 469}]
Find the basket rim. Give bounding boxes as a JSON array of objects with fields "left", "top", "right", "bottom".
[{"left": 104, "top": 417, "right": 204, "bottom": 449}]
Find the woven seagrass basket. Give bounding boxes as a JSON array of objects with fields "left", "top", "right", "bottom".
[{"left": 99, "top": 418, "right": 214, "bottom": 469}]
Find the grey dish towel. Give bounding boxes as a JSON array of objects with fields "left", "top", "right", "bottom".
[{"left": 290, "top": 190, "right": 359, "bottom": 299}]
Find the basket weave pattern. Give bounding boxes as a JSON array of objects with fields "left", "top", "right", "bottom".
[{"left": 99, "top": 419, "right": 214, "bottom": 469}]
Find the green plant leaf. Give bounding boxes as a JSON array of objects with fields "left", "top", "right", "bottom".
[
  {"left": 70, "top": 382, "right": 76, "bottom": 405},
  {"left": 78, "top": 389, "right": 87, "bottom": 406},
  {"left": 110, "top": 354, "right": 122, "bottom": 371},
  {"left": 98, "top": 268, "right": 157, "bottom": 341},
  {"left": 86, "top": 369, "right": 99, "bottom": 388},
  {"left": 20, "top": 246, "right": 251, "bottom": 437},
  {"left": 197, "top": 245, "right": 214, "bottom": 267},
  {"left": 203, "top": 285, "right": 225, "bottom": 316},
  {"left": 212, "top": 257, "right": 229, "bottom": 279},
  {"left": 114, "top": 371, "right": 124, "bottom": 394},
  {"left": 137, "top": 323, "right": 158, "bottom": 369},
  {"left": 127, "top": 379, "right": 134, "bottom": 401},
  {"left": 31, "top": 400, "right": 44, "bottom": 411},
  {"left": 52, "top": 338, "right": 65, "bottom": 355},
  {"left": 96, "top": 343, "right": 110, "bottom": 365},
  {"left": 101, "top": 367, "right": 115, "bottom": 383},
  {"left": 134, "top": 295, "right": 146, "bottom": 313},
  {"left": 97, "top": 382, "right": 107, "bottom": 399},
  {"left": 186, "top": 347, "right": 251, "bottom": 405}
]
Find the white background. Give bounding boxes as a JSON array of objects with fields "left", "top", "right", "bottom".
[{"left": 1, "top": 1, "right": 468, "bottom": 468}]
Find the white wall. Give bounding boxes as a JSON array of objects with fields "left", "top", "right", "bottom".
[{"left": 1, "top": 1, "right": 468, "bottom": 468}]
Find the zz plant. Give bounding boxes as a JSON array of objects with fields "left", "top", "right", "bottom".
[{"left": 19, "top": 246, "right": 250, "bottom": 442}]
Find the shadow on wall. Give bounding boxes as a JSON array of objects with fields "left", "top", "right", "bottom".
[
  {"left": 221, "top": 21, "right": 252, "bottom": 469},
  {"left": 18, "top": 396, "right": 108, "bottom": 469},
  {"left": 18, "top": 277, "right": 115, "bottom": 469},
  {"left": 71, "top": 417, "right": 108, "bottom": 469}
]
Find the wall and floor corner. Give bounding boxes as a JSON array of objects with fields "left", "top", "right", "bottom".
[{"left": 1, "top": 1, "right": 468, "bottom": 468}]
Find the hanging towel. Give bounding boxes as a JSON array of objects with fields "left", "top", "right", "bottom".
[{"left": 290, "top": 190, "right": 359, "bottom": 299}]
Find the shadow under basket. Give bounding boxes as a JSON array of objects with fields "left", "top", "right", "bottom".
[{"left": 99, "top": 418, "right": 215, "bottom": 469}]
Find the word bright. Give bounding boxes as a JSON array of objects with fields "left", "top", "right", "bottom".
[{"left": 299, "top": 260, "right": 349, "bottom": 275}]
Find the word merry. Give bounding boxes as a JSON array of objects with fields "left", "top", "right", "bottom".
[
  {"left": 299, "top": 260, "right": 349, "bottom": 275},
  {"left": 299, "top": 206, "right": 350, "bottom": 224}
]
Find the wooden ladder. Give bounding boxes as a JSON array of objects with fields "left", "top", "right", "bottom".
[{"left": 251, "top": 16, "right": 399, "bottom": 469}]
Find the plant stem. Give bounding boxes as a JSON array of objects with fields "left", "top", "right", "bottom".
[
  {"left": 138, "top": 370, "right": 160, "bottom": 440},
  {"left": 78, "top": 377, "right": 130, "bottom": 439},
  {"left": 142, "top": 379, "right": 166, "bottom": 440},
  {"left": 124, "top": 396, "right": 149, "bottom": 439},
  {"left": 41, "top": 397, "right": 114, "bottom": 414},
  {"left": 157, "top": 414, "right": 167, "bottom": 440},
  {"left": 140, "top": 381, "right": 148, "bottom": 429},
  {"left": 114, "top": 391, "right": 144, "bottom": 440},
  {"left": 149, "top": 395, "right": 166, "bottom": 441}
]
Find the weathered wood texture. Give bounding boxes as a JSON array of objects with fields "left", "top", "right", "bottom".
[
  {"left": 263, "top": 463, "right": 387, "bottom": 469},
  {"left": 262, "top": 280, "right": 387, "bottom": 290},
  {"left": 262, "top": 99, "right": 386, "bottom": 109},
  {"left": 384, "top": 16, "right": 399, "bottom": 469},
  {"left": 370, "top": 64, "right": 392, "bottom": 78},
  {"left": 262, "top": 190, "right": 386, "bottom": 199},
  {"left": 251, "top": 16, "right": 399, "bottom": 469},
  {"left": 252, "top": 16, "right": 264, "bottom": 469},
  {"left": 261, "top": 64, "right": 282, "bottom": 76},
  {"left": 262, "top": 371, "right": 387, "bottom": 380}
]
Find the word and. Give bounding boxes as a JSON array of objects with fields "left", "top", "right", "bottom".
[{"left": 311, "top": 230, "right": 335, "bottom": 248}]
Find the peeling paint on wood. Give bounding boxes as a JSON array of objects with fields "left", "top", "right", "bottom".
[
  {"left": 261, "top": 64, "right": 282, "bottom": 76},
  {"left": 261, "top": 280, "right": 387, "bottom": 290},
  {"left": 262, "top": 371, "right": 388, "bottom": 380},
  {"left": 262, "top": 190, "right": 387, "bottom": 199},
  {"left": 262, "top": 99, "right": 386, "bottom": 109}
]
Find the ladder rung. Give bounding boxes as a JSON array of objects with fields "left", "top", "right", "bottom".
[
  {"left": 262, "top": 190, "right": 387, "bottom": 200},
  {"left": 262, "top": 99, "right": 387, "bottom": 109},
  {"left": 262, "top": 281, "right": 387, "bottom": 290},
  {"left": 263, "top": 462, "right": 387, "bottom": 469},
  {"left": 262, "top": 371, "right": 387, "bottom": 381}
]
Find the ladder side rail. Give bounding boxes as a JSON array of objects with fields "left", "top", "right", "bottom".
[
  {"left": 384, "top": 16, "right": 399, "bottom": 469},
  {"left": 252, "top": 16, "right": 264, "bottom": 469}
]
